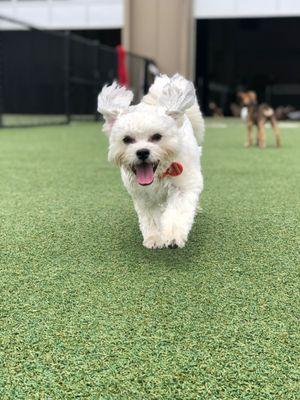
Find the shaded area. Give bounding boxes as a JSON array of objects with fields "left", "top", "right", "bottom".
[
  {"left": 196, "top": 17, "right": 300, "bottom": 114},
  {"left": 0, "top": 16, "right": 154, "bottom": 128},
  {"left": 0, "top": 30, "right": 117, "bottom": 118}
]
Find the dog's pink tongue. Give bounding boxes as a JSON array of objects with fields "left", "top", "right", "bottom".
[{"left": 136, "top": 163, "right": 154, "bottom": 185}]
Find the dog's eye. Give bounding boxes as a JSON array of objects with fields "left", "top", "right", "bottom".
[
  {"left": 150, "top": 133, "right": 162, "bottom": 142},
  {"left": 123, "top": 136, "right": 135, "bottom": 144}
]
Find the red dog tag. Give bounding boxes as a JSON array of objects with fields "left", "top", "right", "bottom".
[{"left": 162, "top": 162, "right": 183, "bottom": 178}]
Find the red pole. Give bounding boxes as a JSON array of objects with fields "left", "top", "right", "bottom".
[{"left": 116, "top": 45, "right": 128, "bottom": 87}]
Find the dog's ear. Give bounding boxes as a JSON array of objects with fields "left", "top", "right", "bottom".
[
  {"left": 97, "top": 82, "right": 133, "bottom": 135},
  {"left": 159, "top": 74, "right": 196, "bottom": 124}
]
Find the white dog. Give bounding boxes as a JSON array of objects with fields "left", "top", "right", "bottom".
[{"left": 97, "top": 74, "right": 204, "bottom": 249}]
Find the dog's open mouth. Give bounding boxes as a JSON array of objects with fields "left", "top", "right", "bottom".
[{"left": 132, "top": 162, "right": 159, "bottom": 186}]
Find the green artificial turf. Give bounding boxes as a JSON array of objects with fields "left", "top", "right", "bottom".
[{"left": 0, "top": 119, "right": 299, "bottom": 399}]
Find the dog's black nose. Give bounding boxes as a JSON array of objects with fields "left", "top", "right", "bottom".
[{"left": 136, "top": 148, "right": 150, "bottom": 160}]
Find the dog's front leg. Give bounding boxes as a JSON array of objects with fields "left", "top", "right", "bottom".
[
  {"left": 160, "top": 189, "right": 200, "bottom": 248},
  {"left": 245, "top": 121, "right": 253, "bottom": 147},
  {"left": 258, "top": 121, "right": 266, "bottom": 148},
  {"left": 133, "top": 201, "right": 163, "bottom": 249}
]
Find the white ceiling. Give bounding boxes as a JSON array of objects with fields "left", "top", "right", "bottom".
[
  {"left": 194, "top": 0, "right": 300, "bottom": 19},
  {"left": 0, "top": 0, "right": 123, "bottom": 30},
  {"left": 0, "top": 0, "right": 299, "bottom": 31}
]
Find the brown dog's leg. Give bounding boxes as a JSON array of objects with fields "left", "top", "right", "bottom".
[
  {"left": 256, "top": 130, "right": 259, "bottom": 146},
  {"left": 245, "top": 121, "right": 253, "bottom": 147},
  {"left": 270, "top": 116, "right": 281, "bottom": 147},
  {"left": 258, "top": 121, "right": 266, "bottom": 149}
]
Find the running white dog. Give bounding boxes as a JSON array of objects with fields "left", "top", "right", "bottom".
[{"left": 97, "top": 74, "right": 204, "bottom": 249}]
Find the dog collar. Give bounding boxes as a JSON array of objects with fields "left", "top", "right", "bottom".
[{"left": 162, "top": 162, "right": 183, "bottom": 178}]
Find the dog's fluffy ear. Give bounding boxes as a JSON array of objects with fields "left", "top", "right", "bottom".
[
  {"left": 97, "top": 82, "right": 133, "bottom": 134},
  {"left": 159, "top": 74, "right": 196, "bottom": 122}
]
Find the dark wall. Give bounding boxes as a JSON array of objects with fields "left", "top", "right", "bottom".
[
  {"left": 196, "top": 17, "right": 300, "bottom": 113},
  {"left": 1, "top": 30, "right": 66, "bottom": 114},
  {"left": 0, "top": 29, "right": 118, "bottom": 115},
  {"left": 70, "top": 29, "right": 121, "bottom": 47}
]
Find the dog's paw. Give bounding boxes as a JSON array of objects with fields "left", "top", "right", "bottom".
[
  {"left": 143, "top": 236, "right": 163, "bottom": 250},
  {"left": 165, "top": 238, "right": 186, "bottom": 249},
  {"left": 162, "top": 233, "right": 187, "bottom": 249},
  {"left": 161, "top": 225, "right": 188, "bottom": 248},
  {"left": 167, "top": 240, "right": 179, "bottom": 249}
]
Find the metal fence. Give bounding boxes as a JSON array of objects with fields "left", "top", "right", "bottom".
[{"left": 0, "top": 15, "right": 156, "bottom": 128}]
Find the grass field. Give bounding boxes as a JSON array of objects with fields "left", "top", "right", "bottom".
[{"left": 0, "top": 119, "right": 299, "bottom": 399}]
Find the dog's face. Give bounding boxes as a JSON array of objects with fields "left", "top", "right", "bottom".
[
  {"left": 238, "top": 91, "right": 257, "bottom": 106},
  {"left": 108, "top": 109, "right": 180, "bottom": 186},
  {"left": 97, "top": 76, "right": 195, "bottom": 186}
]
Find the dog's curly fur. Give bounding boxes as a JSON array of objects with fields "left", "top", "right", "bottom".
[{"left": 97, "top": 74, "right": 204, "bottom": 249}]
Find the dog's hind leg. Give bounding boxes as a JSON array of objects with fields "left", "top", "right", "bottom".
[{"left": 270, "top": 116, "right": 281, "bottom": 147}]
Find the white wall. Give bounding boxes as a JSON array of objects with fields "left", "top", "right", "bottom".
[
  {"left": 0, "top": 0, "right": 123, "bottom": 30},
  {"left": 194, "top": 0, "right": 300, "bottom": 19},
  {"left": 1, "top": 0, "right": 300, "bottom": 31}
]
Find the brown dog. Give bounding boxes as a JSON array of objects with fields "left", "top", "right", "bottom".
[{"left": 238, "top": 91, "right": 281, "bottom": 148}]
